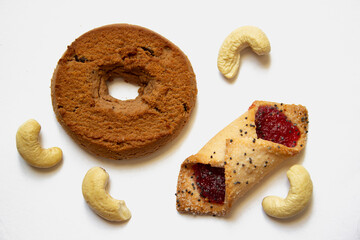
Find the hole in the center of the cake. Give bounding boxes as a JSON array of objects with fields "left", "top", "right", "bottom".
[
  {"left": 192, "top": 163, "right": 225, "bottom": 204},
  {"left": 107, "top": 77, "right": 140, "bottom": 100}
]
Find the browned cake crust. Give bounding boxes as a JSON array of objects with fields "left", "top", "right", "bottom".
[{"left": 51, "top": 24, "right": 197, "bottom": 159}]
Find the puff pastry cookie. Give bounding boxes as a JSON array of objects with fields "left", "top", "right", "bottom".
[{"left": 176, "top": 100, "right": 309, "bottom": 216}]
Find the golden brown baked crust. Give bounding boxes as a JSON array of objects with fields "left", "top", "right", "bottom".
[
  {"left": 51, "top": 24, "right": 197, "bottom": 159},
  {"left": 176, "top": 101, "right": 308, "bottom": 216}
]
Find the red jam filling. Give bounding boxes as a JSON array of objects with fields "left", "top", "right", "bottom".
[
  {"left": 255, "top": 105, "right": 300, "bottom": 147},
  {"left": 192, "top": 163, "right": 225, "bottom": 204}
]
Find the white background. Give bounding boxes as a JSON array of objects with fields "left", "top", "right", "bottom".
[{"left": 1, "top": 0, "right": 360, "bottom": 239}]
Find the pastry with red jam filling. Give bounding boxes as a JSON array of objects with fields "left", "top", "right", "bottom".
[{"left": 176, "top": 100, "right": 308, "bottom": 216}]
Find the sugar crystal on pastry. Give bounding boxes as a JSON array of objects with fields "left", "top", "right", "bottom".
[{"left": 176, "top": 101, "right": 309, "bottom": 216}]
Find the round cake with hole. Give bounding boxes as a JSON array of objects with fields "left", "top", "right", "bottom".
[{"left": 51, "top": 24, "right": 197, "bottom": 159}]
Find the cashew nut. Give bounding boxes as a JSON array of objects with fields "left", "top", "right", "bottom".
[
  {"left": 82, "top": 167, "right": 131, "bottom": 222},
  {"left": 16, "top": 119, "right": 62, "bottom": 168},
  {"left": 262, "top": 165, "right": 313, "bottom": 219},
  {"left": 217, "top": 26, "right": 271, "bottom": 79}
]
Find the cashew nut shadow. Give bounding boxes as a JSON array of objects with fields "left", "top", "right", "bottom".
[
  {"left": 262, "top": 165, "right": 313, "bottom": 219},
  {"left": 220, "top": 48, "right": 272, "bottom": 84},
  {"left": 16, "top": 119, "right": 63, "bottom": 168},
  {"left": 82, "top": 167, "right": 131, "bottom": 222},
  {"left": 217, "top": 26, "right": 271, "bottom": 80}
]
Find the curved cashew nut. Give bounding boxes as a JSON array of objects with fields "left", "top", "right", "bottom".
[
  {"left": 217, "top": 26, "right": 271, "bottom": 79},
  {"left": 262, "top": 165, "right": 313, "bottom": 219},
  {"left": 16, "top": 119, "right": 62, "bottom": 168},
  {"left": 82, "top": 167, "right": 131, "bottom": 222}
]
